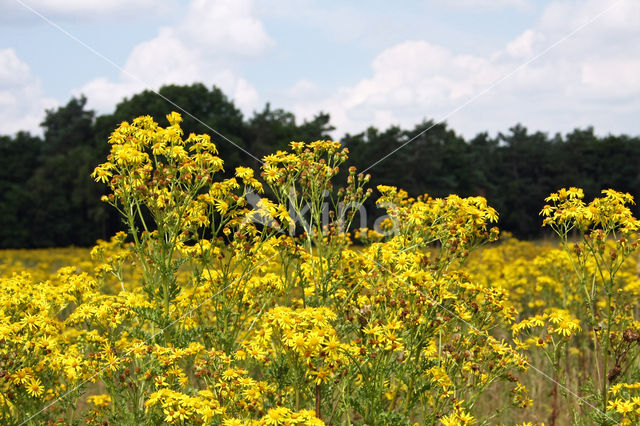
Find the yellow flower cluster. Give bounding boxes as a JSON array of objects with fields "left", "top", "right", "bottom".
[
  {"left": 377, "top": 185, "right": 499, "bottom": 260},
  {"left": 512, "top": 309, "right": 582, "bottom": 351},
  {"left": 222, "top": 407, "right": 323, "bottom": 425},
  {"left": 9, "top": 113, "right": 640, "bottom": 424},
  {"left": 145, "top": 387, "right": 224, "bottom": 424},
  {"left": 243, "top": 307, "right": 352, "bottom": 386},
  {"left": 541, "top": 187, "right": 640, "bottom": 236},
  {"left": 608, "top": 382, "right": 640, "bottom": 425}
]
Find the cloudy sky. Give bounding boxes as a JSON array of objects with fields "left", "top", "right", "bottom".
[{"left": 1, "top": 0, "right": 639, "bottom": 139}]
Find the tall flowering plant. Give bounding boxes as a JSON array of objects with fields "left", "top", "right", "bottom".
[{"left": 0, "top": 112, "right": 533, "bottom": 425}]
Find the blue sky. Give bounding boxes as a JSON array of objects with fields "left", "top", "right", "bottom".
[{"left": 1, "top": 0, "right": 638, "bottom": 140}]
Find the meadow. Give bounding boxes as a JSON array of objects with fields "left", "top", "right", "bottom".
[{"left": 1, "top": 113, "right": 639, "bottom": 425}]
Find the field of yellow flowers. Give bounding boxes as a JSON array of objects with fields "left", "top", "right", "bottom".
[{"left": 2, "top": 112, "right": 640, "bottom": 425}]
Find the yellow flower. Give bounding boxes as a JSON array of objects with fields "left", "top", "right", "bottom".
[
  {"left": 166, "top": 111, "right": 183, "bottom": 125},
  {"left": 222, "top": 368, "right": 239, "bottom": 380},
  {"left": 235, "top": 166, "right": 254, "bottom": 180},
  {"left": 88, "top": 394, "right": 112, "bottom": 408},
  {"left": 215, "top": 199, "right": 229, "bottom": 214},
  {"left": 262, "top": 166, "right": 280, "bottom": 183},
  {"left": 12, "top": 368, "right": 31, "bottom": 385},
  {"left": 553, "top": 318, "right": 581, "bottom": 337},
  {"left": 25, "top": 377, "right": 44, "bottom": 398},
  {"left": 263, "top": 406, "right": 291, "bottom": 425}
]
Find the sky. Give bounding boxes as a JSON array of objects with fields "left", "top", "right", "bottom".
[{"left": 1, "top": 0, "right": 639, "bottom": 140}]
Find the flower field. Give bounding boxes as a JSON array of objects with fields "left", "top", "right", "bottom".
[{"left": 2, "top": 113, "right": 640, "bottom": 425}]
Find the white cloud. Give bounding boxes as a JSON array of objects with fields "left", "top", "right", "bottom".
[
  {"left": 0, "top": 49, "right": 31, "bottom": 88},
  {"left": 75, "top": 0, "right": 269, "bottom": 115},
  {"left": 2, "top": 0, "right": 177, "bottom": 22},
  {"left": 581, "top": 59, "right": 640, "bottom": 96},
  {"left": 444, "top": 0, "right": 531, "bottom": 10},
  {"left": 286, "top": 0, "right": 640, "bottom": 139},
  {"left": 77, "top": 78, "right": 139, "bottom": 114},
  {"left": 25, "top": 0, "right": 156, "bottom": 14},
  {"left": 123, "top": 28, "right": 203, "bottom": 87},
  {"left": 288, "top": 40, "right": 505, "bottom": 135},
  {"left": 0, "top": 49, "right": 57, "bottom": 135},
  {"left": 505, "top": 29, "right": 544, "bottom": 58},
  {"left": 179, "top": 0, "right": 273, "bottom": 57}
]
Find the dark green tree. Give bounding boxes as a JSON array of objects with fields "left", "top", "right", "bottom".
[
  {"left": 0, "top": 132, "right": 43, "bottom": 247},
  {"left": 26, "top": 96, "right": 103, "bottom": 247}
]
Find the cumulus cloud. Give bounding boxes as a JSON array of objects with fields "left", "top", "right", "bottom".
[
  {"left": 1, "top": 0, "right": 176, "bottom": 23},
  {"left": 75, "top": 0, "right": 269, "bottom": 115},
  {"left": 0, "top": 49, "right": 57, "bottom": 135},
  {"left": 288, "top": 40, "right": 505, "bottom": 136},
  {"left": 178, "top": 0, "right": 273, "bottom": 57},
  {"left": 505, "top": 30, "right": 544, "bottom": 58},
  {"left": 287, "top": 0, "right": 640, "bottom": 139}
]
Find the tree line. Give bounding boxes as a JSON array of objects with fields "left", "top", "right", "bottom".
[{"left": 1, "top": 82, "right": 639, "bottom": 248}]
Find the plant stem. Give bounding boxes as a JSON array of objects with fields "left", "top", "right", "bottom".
[{"left": 315, "top": 383, "right": 322, "bottom": 420}]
